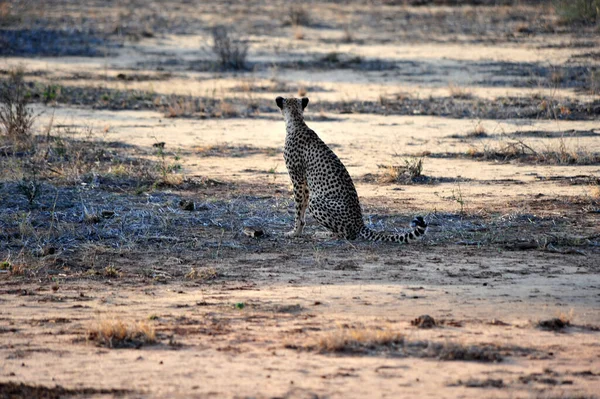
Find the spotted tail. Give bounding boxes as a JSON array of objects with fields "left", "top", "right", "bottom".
[{"left": 358, "top": 216, "right": 428, "bottom": 243}]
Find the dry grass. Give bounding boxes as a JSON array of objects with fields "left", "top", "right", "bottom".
[
  {"left": 293, "top": 25, "right": 305, "bottom": 40},
  {"left": 448, "top": 83, "right": 472, "bottom": 99},
  {"left": 211, "top": 26, "right": 249, "bottom": 70},
  {"left": 465, "top": 138, "right": 600, "bottom": 165},
  {"left": 164, "top": 95, "right": 201, "bottom": 118},
  {"left": 314, "top": 326, "right": 404, "bottom": 353},
  {"left": 537, "top": 309, "right": 575, "bottom": 331},
  {"left": 102, "top": 265, "right": 121, "bottom": 278},
  {"left": 297, "top": 86, "right": 308, "bottom": 97},
  {"left": 185, "top": 266, "right": 218, "bottom": 281},
  {"left": 301, "top": 326, "right": 506, "bottom": 362},
  {"left": 0, "top": 66, "right": 35, "bottom": 148},
  {"left": 377, "top": 158, "right": 423, "bottom": 184},
  {"left": 87, "top": 318, "right": 156, "bottom": 348},
  {"left": 287, "top": 5, "right": 310, "bottom": 26},
  {"left": 215, "top": 101, "right": 239, "bottom": 118}
]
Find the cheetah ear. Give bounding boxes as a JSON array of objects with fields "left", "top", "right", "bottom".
[
  {"left": 301, "top": 97, "right": 309, "bottom": 110},
  {"left": 275, "top": 96, "right": 284, "bottom": 110}
]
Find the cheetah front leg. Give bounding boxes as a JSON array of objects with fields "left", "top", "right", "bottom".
[{"left": 285, "top": 182, "right": 309, "bottom": 237}]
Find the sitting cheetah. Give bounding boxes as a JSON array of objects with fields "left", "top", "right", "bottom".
[{"left": 275, "top": 96, "right": 428, "bottom": 242}]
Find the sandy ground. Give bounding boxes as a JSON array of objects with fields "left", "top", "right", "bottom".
[{"left": 1, "top": 1, "right": 599, "bottom": 398}]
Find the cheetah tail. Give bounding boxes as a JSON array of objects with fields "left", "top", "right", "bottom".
[{"left": 358, "top": 216, "right": 428, "bottom": 243}]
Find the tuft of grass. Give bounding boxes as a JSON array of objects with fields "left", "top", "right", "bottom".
[
  {"left": 377, "top": 158, "right": 423, "bottom": 184},
  {"left": 297, "top": 86, "right": 307, "bottom": 97},
  {"left": 470, "top": 122, "right": 487, "bottom": 138},
  {"left": 152, "top": 140, "right": 184, "bottom": 186},
  {"left": 0, "top": 66, "right": 35, "bottom": 147},
  {"left": 103, "top": 265, "right": 121, "bottom": 278},
  {"left": 288, "top": 5, "right": 310, "bottom": 26},
  {"left": 185, "top": 266, "right": 218, "bottom": 281},
  {"left": 342, "top": 25, "right": 354, "bottom": 43},
  {"left": 164, "top": 95, "right": 200, "bottom": 118},
  {"left": 466, "top": 138, "right": 600, "bottom": 165},
  {"left": 216, "top": 101, "right": 238, "bottom": 118},
  {"left": 87, "top": 318, "right": 156, "bottom": 349},
  {"left": 293, "top": 25, "right": 305, "bottom": 40},
  {"left": 321, "top": 52, "right": 340, "bottom": 64},
  {"left": 553, "top": 0, "right": 600, "bottom": 24},
  {"left": 211, "top": 26, "right": 249, "bottom": 70},
  {"left": 17, "top": 174, "right": 41, "bottom": 207},
  {"left": 301, "top": 326, "right": 505, "bottom": 362},
  {"left": 537, "top": 318, "right": 570, "bottom": 331},
  {"left": 448, "top": 83, "right": 472, "bottom": 99},
  {"left": 314, "top": 326, "right": 404, "bottom": 353}
]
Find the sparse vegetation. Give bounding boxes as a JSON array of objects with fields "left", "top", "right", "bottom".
[
  {"left": 287, "top": 5, "right": 310, "bottom": 27},
  {"left": 460, "top": 138, "right": 600, "bottom": 165},
  {"left": 312, "top": 326, "right": 404, "bottom": 353},
  {"left": 554, "top": 0, "right": 600, "bottom": 24},
  {"left": 185, "top": 267, "right": 218, "bottom": 281},
  {"left": 211, "top": 26, "right": 249, "bottom": 70},
  {"left": 103, "top": 265, "right": 121, "bottom": 278},
  {"left": 1, "top": 2, "right": 599, "bottom": 397},
  {"left": 16, "top": 174, "right": 41, "bottom": 207},
  {"left": 377, "top": 158, "right": 423, "bottom": 184},
  {"left": 0, "top": 66, "right": 35, "bottom": 147},
  {"left": 300, "top": 326, "right": 506, "bottom": 362},
  {"left": 448, "top": 83, "right": 472, "bottom": 99},
  {"left": 87, "top": 318, "right": 156, "bottom": 348}
]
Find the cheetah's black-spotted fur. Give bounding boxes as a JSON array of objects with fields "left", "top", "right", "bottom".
[{"left": 276, "top": 96, "right": 428, "bottom": 242}]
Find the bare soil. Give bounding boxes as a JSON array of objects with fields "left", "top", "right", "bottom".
[{"left": 1, "top": 1, "right": 599, "bottom": 398}]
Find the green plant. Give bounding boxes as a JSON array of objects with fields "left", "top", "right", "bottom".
[
  {"left": 17, "top": 172, "right": 41, "bottom": 206},
  {"left": 152, "top": 140, "right": 183, "bottom": 185},
  {"left": 42, "top": 84, "right": 61, "bottom": 104},
  {"left": 0, "top": 66, "right": 35, "bottom": 144},
  {"left": 450, "top": 181, "right": 466, "bottom": 214}
]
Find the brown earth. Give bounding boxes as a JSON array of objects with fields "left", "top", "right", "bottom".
[{"left": 1, "top": 1, "right": 599, "bottom": 398}]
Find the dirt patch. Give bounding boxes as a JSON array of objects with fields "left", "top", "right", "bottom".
[
  {"left": 0, "top": 382, "right": 131, "bottom": 398},
  {"left": 1, "top": 1, "right": 600, "bottom": 398}
]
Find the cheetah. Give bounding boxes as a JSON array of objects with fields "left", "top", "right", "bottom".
[{"left": 276, "top": 96, "right": 428, "bottom": 242}]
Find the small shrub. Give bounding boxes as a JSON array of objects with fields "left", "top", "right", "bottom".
[
  {"left": 537, "top": 318, "right": 570, "bottom": 331},
  {"left": 321, "top": 52, "right": 340, "bottom": 64},
  {"left": 103, "top": 265, "right": 121, "bottom": 278},
  {"left": 448, "top": 83, "right": 472, "bottom": 99},
  {"left": 17, "top": 174, "right": 41, "bottom": 206},
  {"left": 377, "top": 158, "right": 423, "bottom": 183},
  {"left": 211, "top": 26, "right": 249, "bottom": 70},
  {"left": 315, "top": 327, "right": 404, "bottom": 353},
  {"left": 0, "top": 66, "right": 35, "bottom": 144},
  {"left": 87, "top": 318, "right": 156, "bottom": 349},
  {"left": 42, "top": 84, "right": 61, "bottom": 104},
  {"left": 216, "top": 101, "right": 238, "bottom": 118},
  {"left": 185, "top": 267, "right": 218, "bottom": 281},
  {"left": 553, "top": 0, "right": 600, "bottom": 24},
  {"left": 288, "top": 5, "right": 310, "bottom": 26}
]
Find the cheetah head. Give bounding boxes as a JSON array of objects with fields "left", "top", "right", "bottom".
[{"left": 275, "top": 96, "right": 309, "bottom": 119}]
